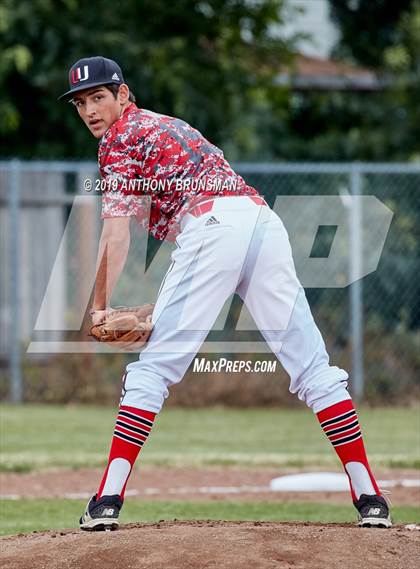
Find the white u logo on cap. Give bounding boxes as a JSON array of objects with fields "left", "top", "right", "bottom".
[{"left": 71, "top": 65, "right": 89, "bottom": 84}]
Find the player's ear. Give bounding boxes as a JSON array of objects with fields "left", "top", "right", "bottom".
[{"left": 117, "top": 84, "right": 130, "bottom": 105}]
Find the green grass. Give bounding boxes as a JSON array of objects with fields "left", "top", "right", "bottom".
[
  {"left": 0, "top": 499, "right": 418, "bottom": 536},
  {"left": 1, "top": 404, "right": 419, "bottom": 472}
]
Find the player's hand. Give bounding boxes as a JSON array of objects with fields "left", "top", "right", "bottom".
[
  {"left": 90, "top": 309, "right": 109, "bottom": 326},
  {"left": 89, "top": 304, "right": 155, "bottom": 351}
]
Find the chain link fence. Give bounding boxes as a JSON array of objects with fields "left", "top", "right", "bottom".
[{"left": 0, "top": 161, "right": 418, "bottom": 404}]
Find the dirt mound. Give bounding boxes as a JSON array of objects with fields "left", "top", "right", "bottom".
[{"left": 1, "top": 521, "right": 419, "bottom": 569}]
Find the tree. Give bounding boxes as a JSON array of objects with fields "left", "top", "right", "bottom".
[
  {"left": 0, "top": 0, "right": 295, "bottom": 159},
  {"left": 256, "top": 0, "right": 420, "bottom": 162},
  {"left": 383, "top": 0, "right": 420, "bottom": 161},
  {"left": 329, "top": 0, "right": 414, "bottom": 67}
]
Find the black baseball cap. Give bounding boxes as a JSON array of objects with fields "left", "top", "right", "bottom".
[{"left": 58, "top": 56, "right": 125, "bottom": 101}]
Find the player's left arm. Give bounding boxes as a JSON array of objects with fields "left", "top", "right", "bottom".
[{"left": 91, "top": 216, "right": 131, "bottom": 323}]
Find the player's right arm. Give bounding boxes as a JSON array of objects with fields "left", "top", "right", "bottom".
[
  {"left": 91, "top": 129, "right": 142, "bottom": 323},
  {"left": 91, "top": 217, "right": 131, "bottom": 318}
]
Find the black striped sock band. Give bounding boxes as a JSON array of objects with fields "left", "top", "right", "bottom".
[
  {"left": 115, "top": 420, "right": 150, "bottom": 438},
  {"left": 330, "top": 430, "right": 362, "bottom": 447},
  {"left": 321, "top": 409, "right": 362, "bottom": 447},
  {"left": 113, "top": 410, "right": 154, "bottom": 448},
  {"left": 118, "top": 410, "right": 154, "bottom": 428},
  {"left": 113, "top": 430, "right": 145, "bottom": 447},
  {"left": 320, "top": 409, "right": 356, "bottom": 429}
]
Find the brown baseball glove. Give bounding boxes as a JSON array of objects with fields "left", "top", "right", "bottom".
[{"left": 90, "top": 304, "right": 154, "bottom": 350}]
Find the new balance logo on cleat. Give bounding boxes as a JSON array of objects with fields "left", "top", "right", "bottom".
[
  {"left": 368, "top": 507, "right": 381, "bottom": 516},
  {"left": 103, "top": 508, "right": 115, "bottom": 516},
  {"left": 205, "top": 216, "right": 220, "bottom": 226}
]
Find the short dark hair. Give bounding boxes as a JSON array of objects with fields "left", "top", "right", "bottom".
[{"left": 105, "top": 83, "right": 136, "bottom": 103}]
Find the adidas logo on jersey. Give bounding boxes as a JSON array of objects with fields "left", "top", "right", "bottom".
[{"left": 205, "top": 216, "right": 220, "bottom": 226}]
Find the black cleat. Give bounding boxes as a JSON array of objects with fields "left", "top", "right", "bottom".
[
  {"left": 354, "top": 494, "right": 392, "bottom": 528},
  {"left": 79, "top": 494, "right": 123, "bottom": 531}
]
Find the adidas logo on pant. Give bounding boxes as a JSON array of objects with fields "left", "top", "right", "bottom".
[{"left": 205, "top": 216, "right": 220, "bottom": 226}]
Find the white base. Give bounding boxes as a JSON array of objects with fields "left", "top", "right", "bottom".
[{"left": 270, "top": 472, "right": 349, "bottom": 492}]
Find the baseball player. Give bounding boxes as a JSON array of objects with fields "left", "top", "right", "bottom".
[{"left": 59, "top": 56, "right": 391, "bottom": 530}]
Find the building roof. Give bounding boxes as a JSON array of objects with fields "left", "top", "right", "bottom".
[{"left": 278, "top": 54, "right": 382, "bottom": 92}]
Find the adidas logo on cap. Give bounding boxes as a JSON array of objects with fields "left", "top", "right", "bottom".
[{"left": 111, "top": 72, "right": 120, "bottom": 81}]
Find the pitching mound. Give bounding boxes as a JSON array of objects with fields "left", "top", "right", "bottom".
[{"left": 1, "top": 521, "right": 419, "bottom": 569}]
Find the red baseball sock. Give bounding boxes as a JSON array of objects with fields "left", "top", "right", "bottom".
[
  {"left": 97, "top": 405, "right": 156, "bottom": 499},
  {"left": 317, "top": 399, "right": 380, "bottom": 502}
]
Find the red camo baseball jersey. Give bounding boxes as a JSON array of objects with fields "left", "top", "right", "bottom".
[{"left": 98, "top": 103, "right": 259, "bottom": 241}]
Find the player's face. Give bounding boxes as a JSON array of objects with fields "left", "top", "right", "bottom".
[{"left": 72, "top": 86, "right": 127, "bottom": 138}]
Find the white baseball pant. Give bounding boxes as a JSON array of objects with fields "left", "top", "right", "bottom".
[{"left": 121, "top": 196, "right": 350, "bottom": 414}]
